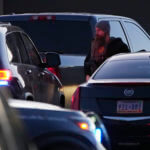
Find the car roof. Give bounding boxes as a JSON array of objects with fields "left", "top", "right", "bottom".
[
  {"left": 0, "top": 12, "right": 134, "bottom": 21},
  {"left": 108, "top": 52, "right": 150, "bottom": 61}
]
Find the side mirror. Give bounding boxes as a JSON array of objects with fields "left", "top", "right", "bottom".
[{"left": 43, "top": 52, "right": 61, "bottom": 67}]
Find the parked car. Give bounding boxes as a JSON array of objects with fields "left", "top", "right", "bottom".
[
  {"left": 8, "top": 98, "right": 107, "bottom": 150},
  {"left": 71, "top": 52, "right": 150, "bottom": 149},
  {"left": 1, "top": 13, "right": 150, "bottom": 107},
  {"left": 0, "top": 22, "right": 65, "bottom": 106}
]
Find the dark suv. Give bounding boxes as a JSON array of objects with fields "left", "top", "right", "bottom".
[
  {"left": 9, "top": 99, "right": 107, "bottom": 150},
  {"left": 1, "top": 13, "right": 150, "bottom": 106},
  {"left": 0, "top": 22, "right": 64, "bottom": 106}
]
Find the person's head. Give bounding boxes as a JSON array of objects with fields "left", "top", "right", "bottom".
[{"left": 95, "top": 21, "right": 110, "bottom": 43}]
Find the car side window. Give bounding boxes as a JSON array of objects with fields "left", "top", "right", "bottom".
[
  {"left": 109, "top": 21, "right": 129, "bottom": 47},
  {"left": 124, "top": 21, "right": 150, "bottom": 52},
  {"left": 6, "top": 33, "right": 22, "bottom": 63},
  {"left": 21, "top": 33, "right": 41, "bottom": 66},
  {"left": 16, "top": 33, "right": 30, "bottom": 64}
]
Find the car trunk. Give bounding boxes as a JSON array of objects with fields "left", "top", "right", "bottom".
[
  {"left": 80, "top": 82, "right": 150, "bottom": 116},
  {"left": 80, "top": 81, "right": 150, "bottom": 148}
]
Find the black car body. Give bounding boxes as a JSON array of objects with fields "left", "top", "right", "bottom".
[
  {"left": 71, "top": 52, "right": 150, "bottom": 149},
  {"left": 1, "top": 13, "right": 150, "bottom": 106},
  {"left": 8, "top": 99, "right": 106, "bottom": 150},
  {"left": 0, "top": 22, "right": 64, "bottom": 106}
]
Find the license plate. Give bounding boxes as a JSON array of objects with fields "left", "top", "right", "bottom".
[{"left": 117, "top": 101, "right": 143, "bottom": 113}]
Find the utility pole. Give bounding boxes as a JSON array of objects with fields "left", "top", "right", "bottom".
[{"left": 0, "top": 0, "right": 3, "bottom": 14}]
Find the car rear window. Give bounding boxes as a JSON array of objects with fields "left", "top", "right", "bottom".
[
  {"left": 11, "top": 20, "right": 93, "bottom": 55},
  {"left": 93, "top": 60, "right": 150, "bottom": 79}
]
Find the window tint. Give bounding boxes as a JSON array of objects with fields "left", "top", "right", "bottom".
[
  {"left": 10, "top": 20, "right": 93, "bottom": 55},
  {"left": 6, "top": 33, "right": 23, "bottom": 63},
  {"left": 21, "top": 34, "right": 41, "bottom": 66},
  {"left": 109, "top": 21, "right": 128, "bottom": 46},
  {"left": 124, "top": 22, "right": 150, "bottom": 52},
  {"left": 16, "top": 33, "right": 30, "bottom": 64},
  {"left": 93, "top": 60, "right": 150, "bottom": 79}
]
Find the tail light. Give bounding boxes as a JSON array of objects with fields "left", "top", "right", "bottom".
[
  {"left": 30, "top": 15, "right": 56, "bottom": 21},
  {"left": 76, "top": 120, "right": 102, "bottom": 142},
  {"left": 47, "top": 67, "right": 61, "bottom": 80},
  {"left": 0, "top": 70, "right": 11, "bottom": 80},
  {"left": 76, "top": 122, "right": 89, "bottom": 130},
  {"left": 0, "top": 70, "right": 11, "bottom": 86},
  {"left": 71, "top": 87, "right": 80, "bottom": 110}
]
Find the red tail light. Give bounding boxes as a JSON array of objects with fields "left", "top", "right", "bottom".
[
  {"left": 30, "top": 15, "right": 56, "bottom": 21},
  {"left": 47, "top": 67, "right": 61, "bottom": 80},
  {"left": 71, "top": 87, "right": 80, "bottom": 110},
  {"left": 0, "top": 70, "right": 11, "bottom": 80},
  {"left": 38, "top": 16, "right": 47, "bottom": 21},
  {"left": 76, "top": 122, "right": 89, "bottom": 130}
]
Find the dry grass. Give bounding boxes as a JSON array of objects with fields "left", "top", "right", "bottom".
[{"left": 63, "top": 85, "right": 78, "bottom": 108}]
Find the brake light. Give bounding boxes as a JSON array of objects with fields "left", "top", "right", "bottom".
[
  {"left": 0, "top": 70, "right": 11, "bottom": 80},
  {"left": 38, "top": 16, "right": 47, "bottom": 21},
  {"left": 0, "top": 70, "right": 11, "bottom": 86},
  {"left": 76, "top": 122, "right": 89, "bottom": 130},
  {"left": 30, "top": 15, "right": 56, "bottom": 21},
  {"left": 71, "top": 87, "right": 80, "bottom": 110},
  {"left": 47, "top": 67, "right": 61, "bottom": 80}
]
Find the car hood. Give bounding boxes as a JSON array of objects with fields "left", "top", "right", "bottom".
[
  {"left": 8, "top": 99, "right": 86, "bottom": 118},
  {"left": 8, "top": 99, "right": 89, "bottom": 138},
  {"left": 8, "top": 99, "right": 87, "bottom": 121},
  {"left": 9, "top": 99, "right": 66, "bottom": 111}
]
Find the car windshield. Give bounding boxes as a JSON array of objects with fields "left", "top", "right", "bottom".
[
  {"left": 11, "top": 20, "right": 93, "bottom": 55},
  {"left": 93, "top": 60, "right": 150, "bottom": 79}
]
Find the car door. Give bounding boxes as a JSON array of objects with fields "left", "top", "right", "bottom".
[
  {"left": 6, "top": 32, "right": 33, "bottom": 99},
  {"left": 20, "top": 33, "right": 59, "bottom": 104},
  {"left": 123, "top": 21, "right": 150, "bottom": 52}
]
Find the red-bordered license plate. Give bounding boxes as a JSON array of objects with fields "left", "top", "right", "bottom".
[{"left": 117, "top": 101, "right": 143, "bottom": 113}]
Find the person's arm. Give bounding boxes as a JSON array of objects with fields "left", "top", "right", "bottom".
[{"left": 106, "top": 37, "right": 130, "bottom": 57}]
